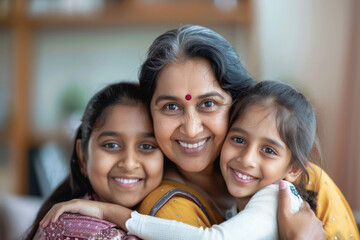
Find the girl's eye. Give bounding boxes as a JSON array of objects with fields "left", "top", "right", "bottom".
[
  {"left": 262, "top": 147, "right": 276, "bottom": 155},
  {"left": 139, "top": 144, "right": 156, "bottom": 150},
  {"left": 232, "top": 137, "right": 245, "bottom": 144},
  {"left": 165, "top": 103, "right": 179, "bottom": 111},
  {"left": 104, "top": 143, "right": 120, "bottom": 149}
]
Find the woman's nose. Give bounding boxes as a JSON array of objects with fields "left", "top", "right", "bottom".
[{"left": 180, "top": 109, "right": 203, "bottom": 138}]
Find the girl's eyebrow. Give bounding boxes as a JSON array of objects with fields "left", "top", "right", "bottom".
[
  {"left": 98, "top": 131, "right": 119, "bottom": 139},
  {"left": 154, "top": 92, "right": 224, "bottom": 105},
  {"left": 97, "top": 131, "right": 155, "bottom": 139},
  {"left": 229, "top": 127, "right": 285, "bottom": 150},
  {"left": 229, "top": 127, "right": 247, "bottom": 135},
  {"left": 264, "top": 138, "right": 285, "bottom": 150}
]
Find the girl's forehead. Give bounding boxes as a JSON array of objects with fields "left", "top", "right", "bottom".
[
  {"left": 240, "top": 103, "right": 274, "bottom": 118},
  {"left": 96, "top": 104, "right": 152, "bottom": 132},
  {"left": 239, "top": 104, "right": 275, "bottom": 124}
]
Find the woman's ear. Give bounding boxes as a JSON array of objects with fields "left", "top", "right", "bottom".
[
  {"left": 76, "top": 139, "right": 87, "bottom": 176},
  {"left": 283, "top": 164, "right": 302, "bottom": 182}
]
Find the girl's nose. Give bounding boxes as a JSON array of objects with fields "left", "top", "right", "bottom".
[
  {"left": 118, "top": 149, "right": 140, "bottom": 171},
  {"left": 179, "top": 109, "right": 203, "bottom": 138},
  {"left": 238, "top": 146, "right": 257, "bottom": 168}
]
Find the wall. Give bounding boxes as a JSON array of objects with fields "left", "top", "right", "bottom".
[{"left": 252, "top": 0, "right": 357, "bottom": 210}]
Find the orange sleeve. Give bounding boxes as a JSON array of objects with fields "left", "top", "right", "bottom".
[{"left": 306, "top": 163, "right": 360, "bottom": 240}]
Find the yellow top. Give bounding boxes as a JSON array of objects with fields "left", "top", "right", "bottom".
[
  {"left": 137, "top": 179, "right": 224, "bottom": 227},
  {"left": 306, "top": 163, "right": 359, "bottom": 240},
  {"left": 137, "top": 165, "right": 359, "bottom": 239}
]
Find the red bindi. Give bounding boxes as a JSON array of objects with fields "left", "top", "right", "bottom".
[{"left": 185, "top": 94, "right": 192, "bottom": 100}]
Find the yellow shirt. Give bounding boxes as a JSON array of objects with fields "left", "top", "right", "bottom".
[
  {"left": 306, "top": 163, "right": 359, "bottom": 240},
  {"left": 137, "top": 179, "right": 224, "bottom": 227},
  {"left": 137, "top": 165, "right": 359, "bottom": 240}
]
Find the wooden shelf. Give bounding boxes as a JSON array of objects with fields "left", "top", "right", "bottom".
[
  {"left": 1, "top": 0, "right": 251, "bottom": 28},
  {"left": 0, "top": 14, "right": 11, "bottom": 27}
]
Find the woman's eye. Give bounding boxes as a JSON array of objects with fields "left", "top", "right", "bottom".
[
  {"left": 104, "top": 143, "right": 120, "bottom": 149},
  {"left": 263, "top": 147, "right": 276, "bottom": 155},
  {"left": 232, "top": 137, "right": 245, "bottom": 144},
  {"left": 165, "top": 103, "right": 179, "bottom": 111},
  {"left": 200, "top": 100, "right": 215, "bottom": 108}
]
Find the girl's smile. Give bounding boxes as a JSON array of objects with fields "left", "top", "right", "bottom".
[
  {"left": 112, "top": 176, "right": 142, "bottom": 188},
  {"left": 231, "top": 168, "right": 258, "bottom": 183}
]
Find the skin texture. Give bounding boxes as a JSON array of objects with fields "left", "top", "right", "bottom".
[
  {"left": 77, "top": 104, "right": 164, "bottom": 208},
  {"left": 220, "top": 104, "right": 301, "bottom": 211},
  {"left": 151, "top": 57, "right": 232, "bottom": 175}
]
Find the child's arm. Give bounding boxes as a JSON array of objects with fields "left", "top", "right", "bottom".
[
  {"left": 40, "top": 199, "right": 132, "bottom": 231},
  {"left": 125, "top": 182, "right": 302, "bottom": 240},
  {"left": 41, "top": 182, "right": 303, "bottom": 239}
]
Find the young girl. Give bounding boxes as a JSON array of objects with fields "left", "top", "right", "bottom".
[
  {"left": 25, "top": 82, "right": 164, "bottom": 239},
  {"left": 39, "top": 80, "right": 325, "bottom": 239}
]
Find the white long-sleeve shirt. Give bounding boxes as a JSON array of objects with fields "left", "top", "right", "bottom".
[{"left": 126, "top": 182, "right": 302, "bottom": 240}]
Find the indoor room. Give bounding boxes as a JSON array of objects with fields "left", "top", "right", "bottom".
[{"left": 0, "top": 0, "right": 359, "bottom": 239}]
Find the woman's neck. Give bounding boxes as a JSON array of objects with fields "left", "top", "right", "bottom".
[{"left": 164, "top": 163, "right": 235, "bottom": 217}]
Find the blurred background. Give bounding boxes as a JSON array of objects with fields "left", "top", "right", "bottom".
[{"left": 0, "top": 0, "right": 359, "bottom": 238}]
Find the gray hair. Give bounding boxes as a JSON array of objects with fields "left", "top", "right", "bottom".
[{"left": 139, "top": 24, "right": 255, "bottom": 107}]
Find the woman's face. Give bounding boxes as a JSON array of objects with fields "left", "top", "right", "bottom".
[
  {"left": 150, "top": 58, "right": 232, "bottom": 173},
  {"left": 78, "top": 104, "right": 163, "bottom": 208}
]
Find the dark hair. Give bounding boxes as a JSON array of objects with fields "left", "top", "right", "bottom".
[
  {"left": 139, "top": 24, "right": 255, "bottom": 108},
  {"left": 25, "top": 82, "right": 143, "bottom": 240},
  {"left": 229, "top": 80, "right": 319, "bottom": 206}
]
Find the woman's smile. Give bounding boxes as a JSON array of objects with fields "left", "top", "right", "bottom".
[{"left": 177, "top": 138, "right": 208, "bottom": 153}]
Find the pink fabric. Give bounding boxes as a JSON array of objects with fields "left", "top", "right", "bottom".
[{"left": 43, "top": 213, "right": 138, "bottom": 240}]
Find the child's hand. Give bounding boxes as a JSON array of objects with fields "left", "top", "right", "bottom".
[
  {"left": 39, "top": 199, "right": 106, "bottom": 228},
  {"left": 277, "top": 180, "right": 325, "bottom": 240}
]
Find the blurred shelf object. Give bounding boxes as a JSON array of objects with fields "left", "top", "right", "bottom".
[
  {"left": 1, "top": 0, "right": 252, "bottom": 195},
  {"left": 0, "top": 0, "right": 10, "bottom": 27},
  {"left": 0, "top": 0, "right": 252, "bottom": 28}
]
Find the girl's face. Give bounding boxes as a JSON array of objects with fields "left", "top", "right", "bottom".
[
  {"left": 220, "top": 104, "right": 300, "bottom": 207},
  {"left": 78, "top": 104, "right": 163, "bottom": 208},
  {"left": 150, "top": 58, "right": 232, "bottom": 174}
]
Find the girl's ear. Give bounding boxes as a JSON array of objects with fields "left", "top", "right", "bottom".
[
  {"left": 76, "top": 139, "right": 87, "bottom": 176},
  {"left": 283, "top": 164, "right": 302, "bottom": 182}
]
